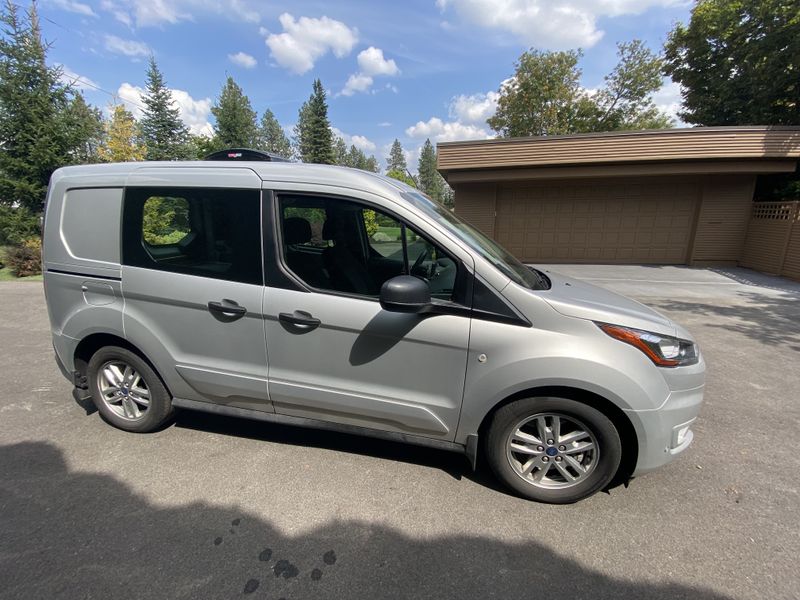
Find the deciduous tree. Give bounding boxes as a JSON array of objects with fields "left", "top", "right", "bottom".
[
  {"left": 99, "top": 104, "right": 145, "bottom": 163},
  {"left": 664, "top": 0, "right": 800, "bottom": 125},
  {"left": 488, "top": 42, "right": 671, "bottom": 137}
]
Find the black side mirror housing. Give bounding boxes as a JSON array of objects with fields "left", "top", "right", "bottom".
[{"left": 379, "top": 275, "right": 432, "bottom": 314}]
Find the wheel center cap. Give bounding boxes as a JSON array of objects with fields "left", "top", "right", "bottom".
[
  {"left": 546, "top": 446, "right": 558, "bottom": 457},
  {"left": 121, "top": 387, "right": 129, "bottom": 396}
]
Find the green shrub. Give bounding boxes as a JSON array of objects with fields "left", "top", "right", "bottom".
[
  {"left": 7, "top": 237, "right": 42, "bottom": 277},
  {"left": 0, "top": 205, "right": 40, "bottom": 246}
]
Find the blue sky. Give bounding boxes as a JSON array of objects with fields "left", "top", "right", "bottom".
[{"left": 39, "top": 0, "right": 692, "bottom": 168}]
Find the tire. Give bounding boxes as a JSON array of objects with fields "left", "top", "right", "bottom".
[
  {"left": 87, "top": 346, "right": 173, "bottom": 433},
  {"left": 485, "top": 397, "right": 621, "bottom": 504}
]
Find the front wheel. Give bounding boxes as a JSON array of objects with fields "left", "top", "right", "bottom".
[{"left": 485, "top": 397, "right": 622, "bottom": 504}]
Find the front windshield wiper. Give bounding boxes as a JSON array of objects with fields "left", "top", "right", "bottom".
[{"left": 528, "top": 266, "right": 551, "bottom": 290}]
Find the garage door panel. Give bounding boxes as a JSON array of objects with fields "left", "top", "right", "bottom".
[{"left": 497, "top": 181, "right": 697, "bottom": 264}]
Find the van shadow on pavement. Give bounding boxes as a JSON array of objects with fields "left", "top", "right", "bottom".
[{"left": 0, "top": 441, "right": 733, "bottom": 600}]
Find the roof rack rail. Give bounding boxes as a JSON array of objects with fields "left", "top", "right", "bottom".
[{"left": 203, "top": 148, "right": 291, "bottom": 162}]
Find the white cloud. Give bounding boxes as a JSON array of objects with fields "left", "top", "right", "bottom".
[
  {"left": 228, "top": 51, "right": 257, "bottom": 69},
  {"left": 104, "top": 35, "right": 150, "bottom": 58},
  {"left": 100, "top": 0, "right": 259, "bottom": 28},
  {"left": 405, "top": 117, "right": 492, "bottom": 143},
  {"left": 378, "top": 122, "right": 392, "bottom": 127},
  {"left": 331, "top": 127, "right": 377, "bottom": 152},
  {"left": 357, "top": 46, "right": 399, "bottom": 77},
  {"left": 49, "top": 0, "right": 96, "bottom": 17},
  {"left": 436, "top": 0, "right": 683, "bottom": 49},
  {"left": 341, "top": 46, "right": 399, "bottom": 96},
  {"left": 652, "top": 79, "right": 684, "bottom": 126},
  {"left": 449, "top": 90, "right": 500, "bottom": 125},
  {"left": 100, "top": 0, "right": 132, "bottom": 26},
  {"left": 265, "top": 13, "right": 358, "bottom": 75},
  {"left": 57, "top": 65, "right": 98, "bottom": 92},
  {"left": 116, "top": 83, "right": 213, "bottom": 136},
  {"left": 341, "top": 73, "right": 373, "bottom": 97}
]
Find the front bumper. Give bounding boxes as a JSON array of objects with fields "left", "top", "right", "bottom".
[{"left": 627, "top": 357, "right": 706, "bottom": 475}]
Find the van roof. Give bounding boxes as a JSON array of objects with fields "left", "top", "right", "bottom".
[{"left": 51, "top": 161, "right": 416, "bottom": 200}]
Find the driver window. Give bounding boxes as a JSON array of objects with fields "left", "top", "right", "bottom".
[{"left": 278, "top": 195, "right": 459, "bottom": 302}]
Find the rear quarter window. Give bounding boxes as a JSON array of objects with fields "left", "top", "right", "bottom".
[{"left": 122, "top": 187, "right": 262, "bottom": 285}]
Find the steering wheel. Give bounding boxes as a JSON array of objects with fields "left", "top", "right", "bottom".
[{"left": 410, "top": 245, "right": 431, "bottom": 278}]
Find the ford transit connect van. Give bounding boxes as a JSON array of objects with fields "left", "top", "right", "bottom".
[{"left": 42, "top": 161, "right": 705, "bottom": 503}]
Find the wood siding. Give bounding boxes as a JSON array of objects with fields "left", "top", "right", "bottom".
[
  {"left": 783, "top": 217, "right": 800, "bottom": 281},
  {"left": 741, "top": 201, "right": 800, "bottom": 279},
  {"left": 439, "top": 127, "right": 800, "bottom": 173},
  {"left": 690, "top": 176, "right": 755, "bottom": 263}
]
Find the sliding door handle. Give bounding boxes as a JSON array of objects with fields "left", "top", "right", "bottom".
[{"left": 278, "top": 310, "right": 321, "bottom": 330}]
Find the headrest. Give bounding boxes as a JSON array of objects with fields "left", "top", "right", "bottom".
[
  {"left": 284, "top": 217, "right": 312, "bottom": 245},
  {"left": 322, "top": 218, "right": 336, "bottom": 241}
]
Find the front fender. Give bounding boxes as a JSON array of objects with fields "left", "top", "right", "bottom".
[{"left": 454, "top": 315, "right": 668, "bottom": 445}]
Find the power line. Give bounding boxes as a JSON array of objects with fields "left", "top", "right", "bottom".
[
  {"left": 40, "top": 12, "right": 148, "bottom": 113},
  {"left": 61, "top": 72, "right": 147, "bottom": 113}
]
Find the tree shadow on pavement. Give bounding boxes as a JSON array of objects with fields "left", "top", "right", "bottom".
[
  {"left": 650, "top": 291, "right": 800, "bottom": 351},
  {"left": 0, "top": 441, "right": 733, "bottom": 600}
]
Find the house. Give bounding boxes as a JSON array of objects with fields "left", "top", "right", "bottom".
[{"left": 437, "top": 126, "right": 800, "bottom": 279}]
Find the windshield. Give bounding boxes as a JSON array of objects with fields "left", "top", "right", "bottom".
[{"left": 401, "top": 191, "right": 549, "bottom": 290}]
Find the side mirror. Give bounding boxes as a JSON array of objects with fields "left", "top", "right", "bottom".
[{"left": 379, "top": 275, "right": 431, "bottom": 314}]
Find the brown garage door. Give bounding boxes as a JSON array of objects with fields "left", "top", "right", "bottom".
[{"left": 494, "top": 179, "right": 698, "bottom": 264}]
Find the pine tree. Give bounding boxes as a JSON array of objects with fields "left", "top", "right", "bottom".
[
  {"left": 417, "top": 138, "right": 444, "bottom": 203},
  {"left": 0, "top": 1, "right": 97, "bottom": 213},
  {"left": 295, "top": 79, "right": 334, "bottom": 164},
  {"left": 99, "top": 104, "right": 146, "bottom": 162},
  {"left": 139, "top": 57, "right": 190, "bottom": 160},
  {"left": 345, "top": 144, "right": 363, "bottom": 169},
  {"left": 63, "top": 93, "right": 103, "bottom": 164},
  {"left": 257, "top": 109, "right": 292, "bottom": 157},
  {"left": 386, "top": 139, "right": 407, "bottom": 172},
  {"left": 363, "top": 155, "right": 379, "bottom": 173},
  {"left": 334, "top": 136, "right": 349, "bottom": 166},
  {"left": 211, "top": 76, "right": 257, "bottom": 149}
]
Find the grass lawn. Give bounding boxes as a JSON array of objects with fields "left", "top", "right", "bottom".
[
  {"left": 376, "top": 225, "right": 401, "bottom": 239},
  {"left": 0, "top": 246, "right": 42, "bottom": 282}
]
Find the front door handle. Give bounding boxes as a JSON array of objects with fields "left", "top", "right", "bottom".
[
  {"left": 208, "top": 299, "right": 247, "bottom": 320},
  {"left": 278, "top": 310, "right": 321, "bottom": 331}
]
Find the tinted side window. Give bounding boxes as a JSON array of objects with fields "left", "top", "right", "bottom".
[
  {"left": 122, "top": 187, "right": 262, "bottom": 285},
  {"left": 277, "top": 194, "right": 459, "bottom": 301}
]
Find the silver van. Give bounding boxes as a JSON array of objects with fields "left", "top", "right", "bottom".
[{"left": 42, "top": 160, "right": 705, "bottom": 503}]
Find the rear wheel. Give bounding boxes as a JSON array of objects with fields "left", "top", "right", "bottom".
[
  {"left": 87, "top": 346, "right": 173, "bottom": 433},
  {"left": 485, "top": 397, "right": 621, "bottom": 504}
]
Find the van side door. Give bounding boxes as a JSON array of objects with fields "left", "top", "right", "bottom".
[
  {"left": 120, "top": 168, "right": 270, "bottom": 412},
  {"left": 262, "top": 189, "right": 473, "bottom": 441}
]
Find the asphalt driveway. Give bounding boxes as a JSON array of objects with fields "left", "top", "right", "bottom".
[{"left": 1, "top": 265, "right": 798, "bottom": 600}]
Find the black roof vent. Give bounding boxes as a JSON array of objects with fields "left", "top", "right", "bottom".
[{"left": 204, "top": 148, "right": 290, "bottom": 162}]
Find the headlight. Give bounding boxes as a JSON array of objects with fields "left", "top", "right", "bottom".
[{"left": 596, "top": 322, "right": 699, "bottom": 367}]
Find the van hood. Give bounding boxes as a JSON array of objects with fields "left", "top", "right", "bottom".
[{"left": 536, "top": 270, "right": 677, "bottom": 337}]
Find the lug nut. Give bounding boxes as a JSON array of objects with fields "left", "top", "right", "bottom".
[
  {"left": 555, "top": 456, "right": 563, "bottom": 462},
  {"left": 542, "top": 456, "right": 549, "bottom": 462},
  {"left": 537, "top": 445, "right": 544, "bottom": 451},
  {"left": 558, "top": 445, "right": 566, "bottom": 451},
  {"left": 547, "top": 439, "right": 554, "bottom": 445}
]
